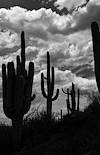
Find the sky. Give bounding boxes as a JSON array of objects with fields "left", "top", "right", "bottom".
[{"left": 0, "top": 0, "right": 99, "bottom": 121}]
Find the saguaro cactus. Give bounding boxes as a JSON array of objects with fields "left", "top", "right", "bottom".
[
  {"left": 77, "top": 88, "right": 80, "bottom": 111},
  {"left": 41, "top": 52, "right": 59, "bottom": 121},
  {"left": 71, "top": 83, "right": 76, "bottom": 112},
  {"left": 2, "top": 31, "right": 35, "bottom": 151},
  {"left": 62, "top": 83, "right": 80, "bottom": 114},
  {"left": 62, "top": 88, "right": 70, "bottom": 115},
  {"left": 91, "top": 22, "right": 100, "bottom": 93},
  {"left": 60, "top": 109, "right": 63, "bottom": 122}
]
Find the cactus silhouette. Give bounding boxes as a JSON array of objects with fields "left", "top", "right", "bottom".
[
  {"left": 2, "top": 31, "right": 35, "bottom": 151},
  {"left": 91, "top": 22, "right": 100, "bottom": 93},
  {"left": 62, "top": 83, "right": 80, "bottom": 114},
  {"left": 62, "top": 88, "right": 70, "bottom": 115},
  {"left": 60, "top": 109, "right": 63, "bottom": 122},
  {"left": 41, "top": 52, "right": 59, "bottom": 121}
]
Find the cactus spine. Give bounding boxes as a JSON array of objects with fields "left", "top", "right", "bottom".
[
  {"left": 41, "top": 52, "right": 59, "bottom": 121},
  {"left": 91, "top": 22, "right": 100, "bottom": 93},
  {"left": 62, "top": 83, "right": 80, "bottom": 114},
  {"left": 2, "top": 31, "right": 35, "bottom": 151}
]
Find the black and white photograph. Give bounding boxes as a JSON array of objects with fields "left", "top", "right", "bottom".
[{"left": 0, "top": 0, "right": 100, "bottom": 154}]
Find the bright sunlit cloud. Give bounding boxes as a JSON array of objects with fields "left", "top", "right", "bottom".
[{"left": 0, "top": 0, "right": 99, "bottom": 109}]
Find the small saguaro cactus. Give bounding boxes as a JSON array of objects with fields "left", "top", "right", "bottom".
[
  {"left": 77, "top": 88, "right": 80, "bottom": 111},
  {"left": 62, "top": 88, "right": 70, "bottom": 115},
  {"left": 2, "top": 31, "right": 35, "bottom": 151},
  {"left": 70, "top": 83, "right": 76, "bottom": 112},
  {"left": 60, "top": 109, "right": 63, "bottom": 122},
  {"left": 62, "top": 83, "right": 80, "bottom": 114},
  {"left": 41, "top": 52, "right": 59, "bottom": 121},
  {"left": 91, "top": 22, "right": 100, "bottom": 93}
]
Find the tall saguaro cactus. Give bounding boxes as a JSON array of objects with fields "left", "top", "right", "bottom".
[
  {"left": 91, "top": 22, "right": 100, "bottom": 93},
  {"left": 41, "top": 52, "right": 59, "bottom": 121},
  {"left": 2, "top": 31, "right": 35, "bottom": 151},
  {"left": 62, "top": 83, "right": 80, "bottom": 114}
]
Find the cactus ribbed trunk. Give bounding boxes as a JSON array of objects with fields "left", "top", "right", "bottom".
[
  {"left": 47, "top": 98, "right": 52, "bottom": 121},
  {"left": 12, "top": 118, "right": 23, "bottom": 151}
]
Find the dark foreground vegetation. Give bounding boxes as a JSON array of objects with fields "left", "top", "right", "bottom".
[
  {"left": 0, "top": 100, "right": 100, "bottom": 155},
  {"left": 0, "top": 21, "right": 100, "bottom": 154}
]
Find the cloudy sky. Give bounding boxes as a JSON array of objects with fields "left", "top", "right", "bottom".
[{"left": 0, "top": 0, "right": 99, "bottom": 120}]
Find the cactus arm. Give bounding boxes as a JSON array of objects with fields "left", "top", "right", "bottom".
[
  {"left": 77, "top": 88, "right": 80, "bottom": 111},
  {"left": 41, "top": 73, "right": 47, "bottom": 98},
  {"left": 91, "top": 22, "right": 100, "bottom": 65},
  {"left": 52, "top": 89, "right": 59, "bottom": 101},
  {"left": 62, "top": 88, "right": 68, "bottom": 94},
  {"left": 60, "top": 109, "right": 63, "bottom": 122},
  {"left": 67, "top": 88, "right": 70, "bottom": 99},
  {"left": 67, "top": 88, "right": 70, "bottom": 114},
  {"left": 43, "top": 76, "right": 47, "bottom": 80},
  {"left": 23, "top": 62, "right": 35, "bottom": 114},
  {"left": 70, "top": 90, "right": 73, "bottom": 111},
  {"left": 2, "top": 64, "right": 7, "bottom": 105},
  {"left": 16, "top": 55, "right": 21, "bottom": 76},
  {"left": 3, "top": 62, "right": 16, "bottom": 119},
  {"left": 31, "top": 94, "right": 36, "bottom": 102},
  {"left": 2, "top": 64, "right": 10, "bottom": 117},
  {"left": 72, "top": 82, "right": 75, "bottom": 91},
  {"left": 21, "top": 31, "right": 25, "bottom": 74},
  {"left": 27, "top": 62, "right": 34, "bottom": 87},
  {"left": 50, "top": 66, "right": 54, "bottom": 97},
  {"left": 91, "top": 22, "right": 100, "bottom": 92}
]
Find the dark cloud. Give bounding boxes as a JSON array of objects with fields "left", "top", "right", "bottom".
[{"left": 0, "top": 0, "right": 68, "bottom": 15}]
